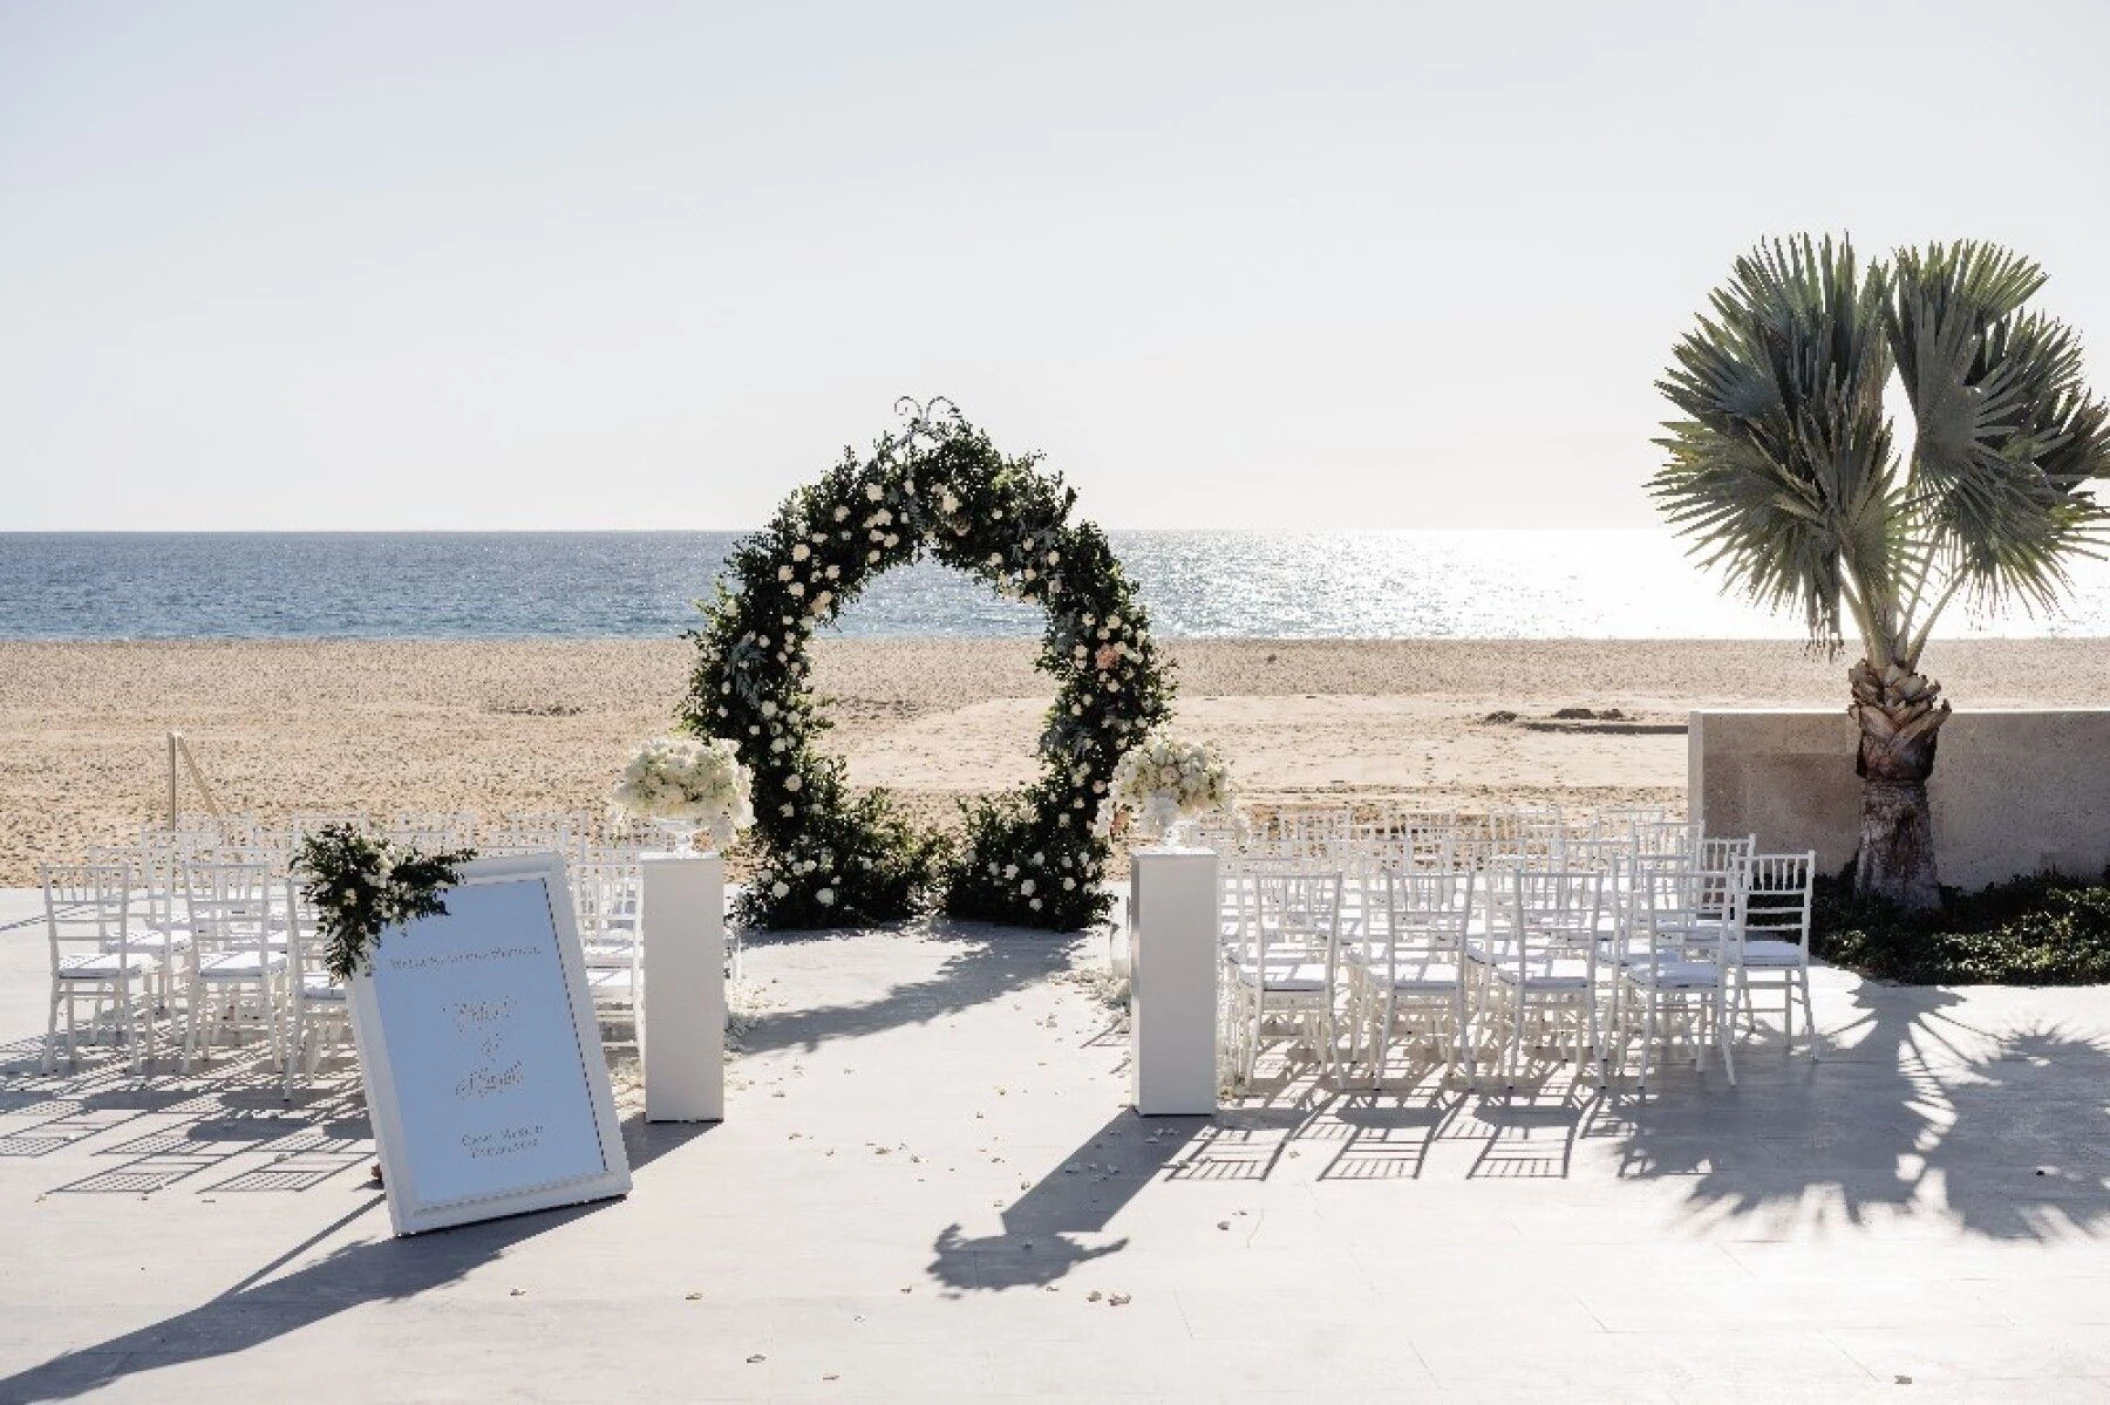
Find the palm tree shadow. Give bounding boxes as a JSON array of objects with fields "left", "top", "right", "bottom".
[
  {"left": 736, "top": 921, "right": 1085, "bottom": 1056},
  {"left": 0, "top": 1112, "right": 712, "bottom": 1402},
  {"left": 1618, "top": 981, "right": 2110, "bottom": 1241}
]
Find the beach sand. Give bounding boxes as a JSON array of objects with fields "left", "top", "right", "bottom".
[{"left": 4, "top": 637, "right": 2108, "bottom": 883}]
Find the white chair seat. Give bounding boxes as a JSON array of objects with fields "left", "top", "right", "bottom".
[
  {"left": 1491, "top": 958, "right": 1592, "bottom": 989},
  {"left": 1740, "top": 939, "right": 1807, "bottom": 969},
  {"left": 1232, "top": 959, "right": 1330, "bottom": 992},
  {"left": 57, "top": 951, "right": 161, "bottom": 979},
  {"left": 588, "top": 966, "right": 637, "bottom": 998},
  {"left": 1623, "top": 957, "right": 1723, "bottom": 989},
  {"left": 198, "top": 951, "right": 287, "bottom": 979},
  {"left": 1346, "top": 952, "right": 1462, "bottom": 992}
]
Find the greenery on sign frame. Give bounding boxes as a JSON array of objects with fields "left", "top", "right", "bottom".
[
  {"left": 292, "top": 825, "right": 477, "bottom": 981},
  {"left": 679, "top": 402, "right": 1174, "bottom": 932}
]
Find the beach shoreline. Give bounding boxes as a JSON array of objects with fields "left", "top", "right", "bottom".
[{"left": 5, "top": 636, "right": 2109, "bottom": 883}]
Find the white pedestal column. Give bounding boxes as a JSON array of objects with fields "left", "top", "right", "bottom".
[
  {"left": 1128, "top": 846, "right": 1220, "bottom": 1116},
  {"left": 641, "top": 852, "right": 725, "bottom": 1123}
]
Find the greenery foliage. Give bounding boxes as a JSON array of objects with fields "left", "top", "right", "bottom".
[
  {"left": 680, "top": 405, "right": 1173, "bottom": 932},
  {"left": 1813, "top": 868, "right": 2110, "bottom": 986},
  {"left": 292, "top": 825, "right": 477, "bottom": 982}
]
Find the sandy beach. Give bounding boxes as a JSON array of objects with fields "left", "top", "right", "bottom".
[{"left": 4, "top": 636, "right": 2109, "bottom": 884}]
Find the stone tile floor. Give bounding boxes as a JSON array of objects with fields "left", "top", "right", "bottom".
[{"left": 2, "top": 887, "right": 2108, "bottom": 1401}]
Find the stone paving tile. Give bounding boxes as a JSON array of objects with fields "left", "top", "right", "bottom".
[{"left": 4, "top": 889, "right": 2110, "bottom": 1400}]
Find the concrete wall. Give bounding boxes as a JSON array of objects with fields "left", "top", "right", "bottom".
[{"left": 1689, "top": 709, "right": 2110, "bottom": 890}]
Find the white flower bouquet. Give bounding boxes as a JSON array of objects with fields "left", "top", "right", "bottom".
[
  {"left": 611, "top": 735, "right": 753, "bottom": 849},
  {"left": 1096, "top": 732, "right": 1236, "bottom": 843}
]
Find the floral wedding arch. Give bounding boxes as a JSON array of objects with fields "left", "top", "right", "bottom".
[{"left": 680, "top": 401, "right": 1173, "bottom": 931}]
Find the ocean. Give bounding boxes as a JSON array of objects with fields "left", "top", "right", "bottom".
[{"left": 4, "top": 530, "right": 2109, "bottom": 641}]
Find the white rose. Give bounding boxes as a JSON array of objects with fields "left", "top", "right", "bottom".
[
  {"left": 865, "top": 483, "right": 883, "bottom": 502},
  {"left": 771, "top": 880, "right": 790, "bottom": 898},
  {"left": 1003, "top": 864, "right": 1018, "bottom": 879},
  {"left": 834, "top": 505, "right": 849, "bottom": 521},
  {"left": 792, "top": 543, "right": 810, "bottom": 561},
  {"left": 1029, "top": 898, "right": 1042, "bottom": 911},
  {"left": 784, "top": 775, "right": 802, "bottom": 792},
  {"left": 789, "top": 582, "right": 805, "bottom": 597},
  {"left": 816, "top": 887, "right": 835, "bottom": 905},
  {"left": 1020, "top": 879, "right": 1035, "bottom": 896},
  {"left": 778, "top": 565, "right": 793, "bottom": 582}
]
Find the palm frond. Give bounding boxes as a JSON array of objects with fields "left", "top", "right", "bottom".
[
  {"left": 1889, "top": 242, "right": 2110, "bottom": 621},
  {"left": 1653, "top": 234, "right": 1899, "bottom": 653}
]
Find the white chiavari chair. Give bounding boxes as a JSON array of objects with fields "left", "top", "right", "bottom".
[
  {"left": 1347, "top": 867, "right": 1475, "bottom": 1087},
  {"left": 388, "top": 812, "right": 477, "bottom": 849},
  {"left": 181, "top": 861, "right": 287, "bottom": 1072},
  {"left": 286, "top": 811, "right": 370, "bottom": 836},
  {"left": 1634, "top": 819, "right": 1705, "bottom": 861},
  {"left": 1617, "top": 859, "right": 1738, "bottom": 1089},
  {"left": 281, "top": 876, "right": 351, "bottom": 1094},
  {"left": 41, "top": 863, "right": 160, "bottom": 1073},
  {"left": 573, "top": 856, "right": 643, "bottom": 1031},
  {"left": 1593, "top": 803, "right": 1668, "bottom": 837},
  {"left": 1227, "top": 866, "right": 1346, "bottom": 1085},
  {"left": 1473, "top": 862, "right": 1606, "bottom": 1087},
  {"left": 482, "top": 810, "right": 582, "bottom": 857},
  {"left": 1734, "top": 852, "right": 1818, "bottom": 1051}
]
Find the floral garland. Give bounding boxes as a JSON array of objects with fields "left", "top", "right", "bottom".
[
  {"left": 679, "top": 403, "right": 1174, "bottom": 931},
  {"left": 292, "top": 825, "right": 477, "bottom": 981}
]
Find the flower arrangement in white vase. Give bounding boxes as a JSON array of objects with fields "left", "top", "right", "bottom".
[
  {"left": 611, "top": 735, "right": 753, "bottom": 852},
  {"left": 1095, "top": 732, "right": 1237, "bottom": 847}
]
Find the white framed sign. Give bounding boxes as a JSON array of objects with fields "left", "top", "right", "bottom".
[{"left": 348, "top": 852, "right": 631, "bottom": 1235}]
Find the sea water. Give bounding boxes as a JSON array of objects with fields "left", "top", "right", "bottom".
[{"left": 4, "top": 530, "right": 2108, "bottom": 641}]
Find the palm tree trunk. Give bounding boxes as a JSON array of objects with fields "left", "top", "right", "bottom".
[{"left": 1848, "top": 659, "right": 1949, "bottom": 910}]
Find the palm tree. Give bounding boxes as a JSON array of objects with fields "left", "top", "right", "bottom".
[{"left": 1654, "top": 235, "right": 2110, "bottom": 909}]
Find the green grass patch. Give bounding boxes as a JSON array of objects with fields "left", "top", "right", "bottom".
[{"left": 1813, "top": 869, "right": 2110, "bottom": 986}]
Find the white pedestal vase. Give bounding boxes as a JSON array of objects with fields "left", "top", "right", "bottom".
[
  {"left": 1128, "top": 846, "right": 1220, "bottom": 1116},
  {"left": 641, "top": 851, "right": 726, "bottom": 1123}
]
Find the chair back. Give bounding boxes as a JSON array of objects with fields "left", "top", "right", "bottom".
[
  {"left": 283, "top": 875, "right": 332, "bottom": 989},
  {"left": 1633, "top": 819, "right": 1705, "bottom": 860},
  {"left": 183, "top": 862, "right": 278, "bottom": 960},
  {"left": 1252, "top": 868, "right": 1344, "bottom": 985},
  {"left": 1628, "top": 859, "right": 1739, "bottom": 977},
  {"left": 1741, "top": 852, "right": 1816, "bottom": 952},
  {"left": 42, "top": 862, "right": 136, "bottom": 970},
  {"left": 1486, "top": 862, "right": 1603, "bottom": 988},
  {"left": 1379, "top": 868, "right": 1473, "bottom": 980}
]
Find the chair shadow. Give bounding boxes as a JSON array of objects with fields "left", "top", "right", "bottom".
[
  {"left": 927, "top": 1109, "right": 1206, "bottom": 1292},
  {"left": 734, "top": 920, "right": 1086, "bottom": 1056},
  {"left": 0, "top": 1109, "right": 710, "bottom": 1402}
]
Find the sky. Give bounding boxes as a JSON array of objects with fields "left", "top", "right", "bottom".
[{"left": 3, "top": 0, "right": 2108, "bottom": 532}]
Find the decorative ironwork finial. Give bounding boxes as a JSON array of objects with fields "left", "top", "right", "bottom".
[{"left": 893, "top": 394, "right": 958, "bottom": 431}]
